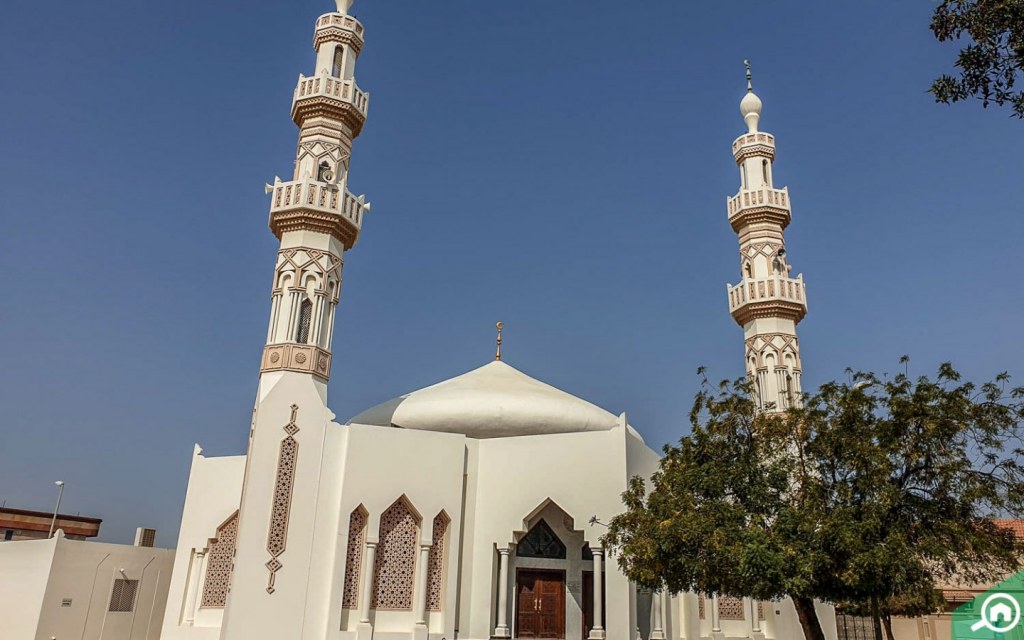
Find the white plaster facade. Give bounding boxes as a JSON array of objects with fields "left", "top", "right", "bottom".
[
  {"left": 158, "top": 4, "right": 836, "bottom": 640},
  {"left": 0, "top": 530, "right": 174, "bottom": 640}
]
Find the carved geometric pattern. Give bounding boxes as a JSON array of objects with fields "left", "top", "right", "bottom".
[
  {"left": 371, "top": 498, "right": 420, "bottom": 610},
  {"left": 265, "top": 405, "right": 300, "bottom": 594},
  {"left": 341, "top": 507, "right": 366, "bottom": 609},
  {"left": 274, "top": 246, "right": 344, "bottom": 302},
  {"left": 744, "top": 333, "right": 801, "bottom": 371},
  {"left": 426, "top": 512, "right": 449, "bottom": 611},
  {"left": 698, "top": 593, "right": 705, "bottom": 619},
  {"left": 719, "top": 595, "right": 746, "bottom": 620},
  {"left": 201, "top": 511, "right": 239, "bottom": 608}
]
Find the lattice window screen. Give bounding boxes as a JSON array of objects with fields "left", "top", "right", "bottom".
[
  {"left": 758, "top": 600, "right": 766, "bottom": 620},
  {"left": 426, "top": 513, "right": 449, "bottom": 611},
  {"left": 201, "top": 511, "right": 239, "bottom": 608},
  {"left": 342, "top": 508, "right": 366, "bottom": 609},
  {"left": 371, "top": 498, "right": 419, "bottom": 610},
  {"left": 108, "top": 579, "right": 139, "bottom": 612},
  {"left": 719, "top": 595, "right": 746, "bottom": 620},
  {"left": 295, "top": 299, "right": 313, "bottom": 343},
  {"left": 698, "top": 593, "right": 705, "bottom": 619}
]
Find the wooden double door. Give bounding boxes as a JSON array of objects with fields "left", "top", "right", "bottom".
[{"left": 516, "top": 569, "right": 566, "bottom": 639}]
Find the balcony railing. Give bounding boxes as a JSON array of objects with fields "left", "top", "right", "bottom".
[
  {"left": 293, "top": 75, "right": 369, "bottom": 119},
  {"left": 268, "top": 178, "right": 368, "bottom": 230},
  {"left": 727, "top": 275, "right": 807, "bottom": 314},
  {"left": 732, "top": 131, "right": 776, "bottom": 155},
  {"left": 727, "top": 187, "right": 790, "bottom": 218},
  {"left": 315, "top": 13, "right": 364, "bottom": 36}
]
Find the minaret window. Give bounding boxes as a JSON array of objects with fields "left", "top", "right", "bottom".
[
  {"left": 295, "top": 299, "right": 313, "bottom": 343},
  {"left": 332, "top": 47, "right": 344, "bottom": 78},
  {"left": 744, "top": 262, "right": 752, "bottom": 279},
  {"left": 762, "top": 159, "right": 769, "bottom": 186}
]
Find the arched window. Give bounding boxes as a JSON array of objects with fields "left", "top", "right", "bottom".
[
  {"left": 372, "top": 498, "right": 420, "bottom": 610},
  {"left": 744, "top": 262, "right": 752, "bottom": 279},
  {"left": 762, "top": 159, "right": 770, "bottom": 186},
  {"left": 295, "top": 299, "right": 312, "bottom": 343},
  {"left": 201, "top": 511, "right": 239, "bottom": 608},
  {"left": 426, "top": 512, "right": 449, "bottom": 611},
  {"left": 341, "top": 507, "right": 367, "bottom": 609},
  {"left": 333, "top": 47, "right": 344, "bottom": 78},
  {"left": 516, "top": 520, "right": 566, "bottom": 559}
]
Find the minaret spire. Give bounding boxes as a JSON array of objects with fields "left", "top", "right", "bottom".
[{"left": 725, "top": 69, "right": 807, "bottom": 411}]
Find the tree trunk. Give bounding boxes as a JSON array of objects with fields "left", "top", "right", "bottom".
[
  {"left": 792, "top": 596, "right": 827, "bottom": 640},
  {"left": 871, "top": 595, "right": 884, "bottom": 640},
  {"left": 882, "top": 614, "right": 895, "bottom": 640}
]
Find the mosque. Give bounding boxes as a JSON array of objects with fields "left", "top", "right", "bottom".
[{"left": 159, "top": 2, "right": 827, "bottom": 640}]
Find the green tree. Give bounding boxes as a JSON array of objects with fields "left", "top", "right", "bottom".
[
  {"left": 603, "top": 363, "right": 1024, "bottom": 640},
  {"left": 930, "top": 0, "right": 1024, "bottom": 117}
]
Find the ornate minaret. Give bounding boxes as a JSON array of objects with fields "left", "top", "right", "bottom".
[
  {"left": 726, "top": 63, "right": 807, "bottom": 411},
  {"left": 221, "top": 1, "right": 371, "bottom": 637}
]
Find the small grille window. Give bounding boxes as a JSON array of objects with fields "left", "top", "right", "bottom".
[
  {"left": 108, "top": 579, "right": 139, "bottom": 612},
  {"left": 295, "top": 299, "right": 313, "bottom": 344}
]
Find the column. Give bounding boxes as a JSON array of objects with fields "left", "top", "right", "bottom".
[
  {"left": 589, "top": 548, "right": 606, "bottom": 640},
  {"left": 750, "top": 599, "right": 763, "bottom": 636},
  {"left": 494, "top": 548, "right": 511, "bottom": 638},
  {"left": 359, "top": 542, "right": 378, "bottom": 624},
  {"left": 711, "top": 595, "right": 721, "bottom": 633},
  {"left": 650, "top": 590, "right": 665, "bottom": 640},
  {"left": 184, "top": 550, "right": 206, "bottom": 626},
  {"left": 414, "top": 543, "right": 432, "bottom": 624}
]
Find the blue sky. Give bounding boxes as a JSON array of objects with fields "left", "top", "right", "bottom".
[{"left": 0, "top": 0, "right": 1020, "bottom": 544}]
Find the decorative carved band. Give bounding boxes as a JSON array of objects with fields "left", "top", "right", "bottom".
[
  {"left": 313, "top": 27, "right": 364, "bottom": 56},
  {"left": 729, "top": 208, "right": 791, "bottom": 233},
  {"left": 265, "top": 405, "right": 300, "bottom": 594},
  {"left": 269, "top": 208, "right": 359, "bottom": 250},
  {"left": 292, "top": 96, "right": 366, "bottom": 137},
  {"left": 731, "top": 300, "right": 807, "bottom": 326},
  {"left": 261, "top": 344, "right": 333, "bottom": 380},
  {"left": 733, "top": 143, "right": 776, "bottom": 163}
]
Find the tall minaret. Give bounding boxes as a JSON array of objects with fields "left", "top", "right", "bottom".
[
  {"left": 221, "top": 1, "right": 371, "bottom": 638},
  {"left": 725, "top": 63, "right": 807, "bottom": 411}
]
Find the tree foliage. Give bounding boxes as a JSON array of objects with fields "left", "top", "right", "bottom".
[
  {"left": 603, "top": 362, "right": 1024, "bottom": 640},
  {"left": 930, "top": 0, "right": 1024, "bottom": 117}
]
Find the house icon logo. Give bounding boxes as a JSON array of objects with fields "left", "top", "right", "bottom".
[
  {"left": 952, "top": 574, "right": 1024, "bottom": 638},
  {"left": 970, "top": 593, "right": 1020, "bottom": 633}
]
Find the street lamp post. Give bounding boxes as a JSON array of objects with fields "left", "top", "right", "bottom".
[{"left": 48, "top": 481, "right": 65, "bottom": 539}]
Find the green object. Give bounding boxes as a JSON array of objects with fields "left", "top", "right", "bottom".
[{"left": 951, "top": 572, "right": 1024, "bottom": 639}]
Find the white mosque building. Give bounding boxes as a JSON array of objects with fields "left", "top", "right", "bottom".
[{"left": 159, "top": 2, "right": 828, "bottom": 640}]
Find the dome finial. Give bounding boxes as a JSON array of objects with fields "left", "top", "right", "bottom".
[
  {"left": 739, "top": 59, "right": 763, "bottom": 133},
  {"left": 495, "top": 321, "right": 504, "bottom": 361}
]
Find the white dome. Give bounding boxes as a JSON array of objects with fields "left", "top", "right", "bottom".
[
  {"left": 347, "top": 361, "right": 619, "bottom": 438},
  {"left": 740, "top": 90, "right": 762, "bottom": 118}
]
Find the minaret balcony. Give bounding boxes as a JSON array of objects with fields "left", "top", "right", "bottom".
[
  {"left": 313, "top": 12, "right": 365, "bottom": 55},
  {"left": 727, "top": 187, "right": 791, "bottom": 230},
  {"left": 268, "top": 178, "right": 369, "bottom": 250},
  {"left": 732, "top": 131, "right": 776, "bottom": 162},
  {"left": 291, "top": 75, "right": 369, "bottom": 135},
  {"left": 727, "top": 275, "right": 807, "bottom": 325}
]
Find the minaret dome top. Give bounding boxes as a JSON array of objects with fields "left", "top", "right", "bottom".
[
  {"left": 335, "top": 0, "right": 355, "bottom": 14},
  {"left": 740, "top": 60, "right": 762, "bottom": 133}
]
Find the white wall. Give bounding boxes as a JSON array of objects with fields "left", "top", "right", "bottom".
[
  {"left": 0, "top": 533, "right": 173, "bottom": 640},
  {"left": 0, "top": 536, "right": 54, "bottom": 639},
  {"left": 160, "top": 447, "right": 246, "bottom": 640}
]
